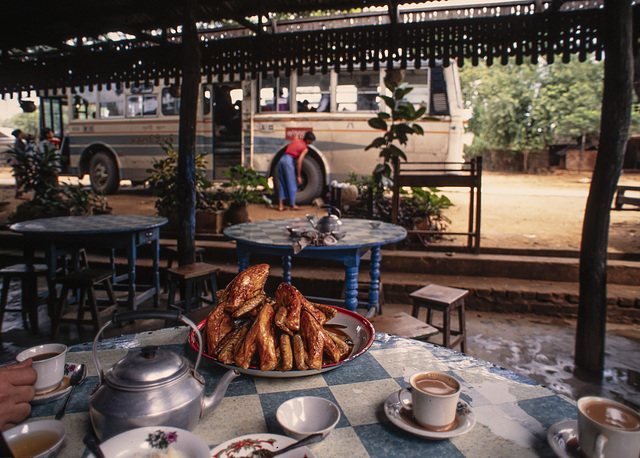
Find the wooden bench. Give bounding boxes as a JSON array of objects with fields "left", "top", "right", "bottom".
[{"left": 614, "top": 185, "right": 640, "bottom": 209}]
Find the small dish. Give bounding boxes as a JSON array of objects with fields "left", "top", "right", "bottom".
[
  {"left": 384, "top": 390, "right": 476, "bottom": 440},
  {"left": 277, "top": 396, "right": 340, "bottom": 440},
  {"left": 30, "top": 363, "right": 75, "bottom": 405},
  {"left": 211, "top": 433, "right": 316, "bottom": 458},
  {"left": 369, "top": 221, "right": 382, "bottom": 229},
  {"left": 547, "top": 420, "right": 581, "bottom": 458},
  {"left": 4, "top": 419, "right": 67, "bottom": 458},
  {"left": 330, "top": 231, "right": 346, "bottom": 240},
  {"left": 286, "top": 226, "right": 304, "bottom": 237},
  {"left": 90, "top": 426, "right": 209, "bottom": 458}
]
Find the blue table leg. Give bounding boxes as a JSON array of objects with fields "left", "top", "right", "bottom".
[
  {"left": 152, "top": 237, "right": 160, "bottom": 307},
  {"left": 236, "top": 244, "right": 250, "bottom": 272},
  {"left": 127, "top": 236, "right": 137, "bottom": 310},
  {"left": 369, "top": 245, "right": 381, "bottom": 313},
  {"left": 281, "top": 255, "right": 292, "bottom": 284},
  {"left": 344, "top": 258, "right": 360, "bottom": 312}
]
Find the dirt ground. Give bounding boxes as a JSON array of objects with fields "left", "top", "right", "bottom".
[{"left": 1, "top": 169, "right": 640, "bottom": 253}]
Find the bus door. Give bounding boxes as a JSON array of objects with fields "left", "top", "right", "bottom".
[
  {"left": 208, "top": 83, "right": 242, "bottom": 179},
  {"left": 40, "top": 95, "right": 69, "bottom": 173}
]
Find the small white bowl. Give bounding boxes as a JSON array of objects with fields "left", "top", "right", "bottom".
[
  {"left": 4, "top": 419, "right": 67, "bottom": 458},
  {"left": 369, "top": 220, "right": 381, "bottom": 229},
  {"left": 276, "top": 396, "right": 340, "bottom": 441}
]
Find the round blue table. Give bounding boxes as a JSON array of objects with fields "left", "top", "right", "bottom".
[{"left": 223, "top": 218, "right": 406, "bottom": 312}]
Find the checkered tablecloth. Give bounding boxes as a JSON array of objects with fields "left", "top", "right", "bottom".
[
  {"left": 27, "top": 327, "right": 574, "bottom": 457},
  {"left": 10, "top": 214, "right": 167, "bottom": 235},
  {"left": 224, "top": 218, "right": 406, "bottom": 248}
]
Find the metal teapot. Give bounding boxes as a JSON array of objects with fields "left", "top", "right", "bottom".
[
  {"left": 89, "top": 310, "right": 240, "bottom": 441},
  {"left": 308, "top": 207, "right": 342, "bottom": 233}
]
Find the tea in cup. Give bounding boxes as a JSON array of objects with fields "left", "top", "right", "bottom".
[
  {"left": 399, "top": 371, "right": 461, "bottom": 431},
  {"left": 577, "top": 396, "right": 640, "bottom": 458},
  {"left": 16, "top": 343, "right": 68, "bottom": 394}
]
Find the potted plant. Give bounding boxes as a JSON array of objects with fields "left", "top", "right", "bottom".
[
  {"left": 145, "top": 142, "right": 220, "bottom": 233},
  {"left": 221, "top": 165, "right": 271, "bottom": 225},
  {"left": 8, "top": 142, "right": 110, "bottom": 222}
]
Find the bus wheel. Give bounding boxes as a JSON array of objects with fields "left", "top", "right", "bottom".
[
  {"left": 296, "top": 159, "right": 324, "bottom": 205},
  {"left": 89, "top": 152, "right": 120, "bottom": 194}
]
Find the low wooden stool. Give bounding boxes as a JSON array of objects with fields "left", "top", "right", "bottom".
[
  {"left": 166, "top": 262, "right": 219, "bottom": 313},
  {"left": 163, "top": 245, "right": 206, "bottom": 292},
  {"left": 410, "top": 284, "right": 469, "bottom": 352},
  {"left": 369, "top": 311, "right": 438, "bottom": 340},
  {"left": 0, "top": 264, "right": 49, "bottom": 337},
  {"left": 53, "top": 268, "right": 118, "bottom": 338}
]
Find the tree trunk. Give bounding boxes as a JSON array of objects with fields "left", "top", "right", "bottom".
[
  {"left": 176, "top": 0, "right": 201, "bottom": 266},
  {"left": 575, "top": 0, "right": 633, "bottom": 373}
]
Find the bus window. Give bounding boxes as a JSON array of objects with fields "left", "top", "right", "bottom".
[
  {"left": 403, "top": 69, "right": 430, "bottom": 110},
  {"left": 296, "top": 74, "right": 330, "bottom": 112},
  {"left": 99, "top": 87, "right": 124, "bottom": 118},
  {"left": 337, "top": 71, "right": 379, "bottom": 112},
  {"left": 162, "top": 88, "right": 180, "bottom": 115},
  {"left": 127, "top": 94, "right": 158, "bottom": 118},
  {"left": 258, "top": 75, "right": 290, "bottom": 113},
  {"left": 73, "top": 93, "right": 97, "bottom": 119}
]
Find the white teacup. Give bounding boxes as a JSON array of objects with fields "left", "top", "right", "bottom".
[
  {"left": 16, "top": 343, "right": 68, "bottom": 394},
  {"left": 399, "top": 371, "right": 461, "bottom": 431},
  {"left": 577, "top": 396, "right": 640, "bottom": 458}
]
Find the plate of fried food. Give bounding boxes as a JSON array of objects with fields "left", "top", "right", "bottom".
[{"left": 188, "top": 264, "right": 375, "bottom": 378}]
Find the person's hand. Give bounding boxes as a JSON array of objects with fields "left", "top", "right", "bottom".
[
  {"left": 0, "top": 359, "right": 37, "bottom": 431},
  {"left": 297, "top": 175, "right": 303, "bottom": 185}
]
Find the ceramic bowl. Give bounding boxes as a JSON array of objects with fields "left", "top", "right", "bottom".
[
  {"left": 276, "top": 396, "right": 341, "bottom": 441},
  {"left": 4, "top": 419, "right": 67, "bottom": 458},
  {"left": 369, "top": 220, "right": 382, "bottom": 229},
  {"left": 286, "top": 226, "right": 304, "bottom": 236}
]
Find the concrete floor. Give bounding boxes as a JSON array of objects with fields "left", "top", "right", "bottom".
[{"left": 1, "top": 278, "right": 640, "bottom": 413}]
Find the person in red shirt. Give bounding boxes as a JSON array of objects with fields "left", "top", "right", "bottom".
[{"left": 277, "top": 131, "right": 316, "bottom": 211}]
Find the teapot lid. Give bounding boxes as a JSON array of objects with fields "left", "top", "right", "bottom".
[{"left": 105, "top": 345, "right": 190, "bottom": 391}]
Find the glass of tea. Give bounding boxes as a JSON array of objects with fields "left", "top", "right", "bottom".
[{"left": 16, "top": 343, "right": 68, "bottom": 394}]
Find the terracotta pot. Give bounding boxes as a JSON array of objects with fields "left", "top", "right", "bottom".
[{"left": 224, "top": 204, "right": 249, "bottom": 225}]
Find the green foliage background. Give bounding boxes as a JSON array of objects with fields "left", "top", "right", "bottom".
[{"left": 459, "top": 56, "right": 640, "bottom": 159}]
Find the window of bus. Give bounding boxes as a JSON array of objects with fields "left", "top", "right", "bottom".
[
  {"left": 98, "top": 87, "right": 125, "bottom": 118},
  {"left": 127, "top": 95, "right": 158, "bottom": 117},
  {"left": 161, "top": 88, "right": 180, "bottom": 115},
  {"left": 336, "top": 71, "right": 380, "bottom": 112},
  {"left": 296, "top": 74, "right": 331, "bottom": 112},
  {"left": 402, "top": 69, "right": 430, "bottom": 112},
  {"left": 72, "top": 93, "right": 97, "bottom": 120},
  {"left": 258, "top": 75, "right": 291, "bottom": 113}
]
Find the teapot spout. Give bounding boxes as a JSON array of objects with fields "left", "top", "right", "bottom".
[{"left": 202, "top": 369, "right": 240, "bottom": 417}]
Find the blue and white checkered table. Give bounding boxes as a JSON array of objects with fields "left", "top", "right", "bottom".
[{"left": 27, "top": 326, "right": 575, "bottom": 457}]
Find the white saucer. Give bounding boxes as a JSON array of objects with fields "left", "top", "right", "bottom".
[
  {"left": 211, "top": 433, "right": 316, "bottom": 458},
  {"left": 30, "top": 363, "right": 74, "bottom": 405},
  {"left": 384, "top": 390, "right": 476, "bottom": 440},
  {"left": 547, "top": 420, "right": 581, "bottom": 458}
]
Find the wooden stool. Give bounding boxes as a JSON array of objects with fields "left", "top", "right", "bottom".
[
  {"left": 0, "top": 264, "right": 49, "bottom": 337},
  {"left": 166, "top": 262, "right": 219, "bottom": 313},
  {"left": 53, "top": 268, "right": 118, "bottom": 338},
  {"left": 163, "top": 245, "right": 206, "bottom": 292},
  {"left": 369, "top": 311, "right": 438, "bottom": 340},
  {"left": 410, "top": 284, "right": 469, "bottom": 352}
]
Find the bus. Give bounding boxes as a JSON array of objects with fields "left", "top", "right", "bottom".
[{"left": 41, "top": 64, "right": 471, "bottom": 203}]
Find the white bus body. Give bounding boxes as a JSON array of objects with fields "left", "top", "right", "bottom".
[{"left": 45, "top": 64, "right": 470, "bottom": 203}]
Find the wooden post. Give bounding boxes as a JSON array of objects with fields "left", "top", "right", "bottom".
[
  {"left": 176, "top": 0, "right": 201, "bottom": 266},
  {"left": 575, "top": 0, "right": 632, "bottom": 373}
]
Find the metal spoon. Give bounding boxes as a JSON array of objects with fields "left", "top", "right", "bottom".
[
  {"left": 55, "top": 364, "right": 86, "bottom": 420},
  {"left": 251, "top": 433, "right": 324, "bottom": 457}
]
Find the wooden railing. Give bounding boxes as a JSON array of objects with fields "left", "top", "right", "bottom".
[{"left": 392, "top": 157, "right": 482, "bottom": 253}]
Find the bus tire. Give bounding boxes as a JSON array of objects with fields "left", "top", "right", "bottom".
[
  {"left": 89, "top": 152, "right": 120, "bottom": 194},
  {"left": 296, "top": 158, "right": 324, "bottom": 205}
]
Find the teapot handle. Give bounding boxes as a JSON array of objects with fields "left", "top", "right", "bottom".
[
  {"left": 331, "top": 207, "right": 342, "bottom": 218},
  {"left": 92, "top": 310, "right": 203, "bottom": 385}
]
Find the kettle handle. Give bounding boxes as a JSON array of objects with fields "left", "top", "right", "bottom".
[{"left": 92, "top": 310, "right": 203, "bottom": 385}]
